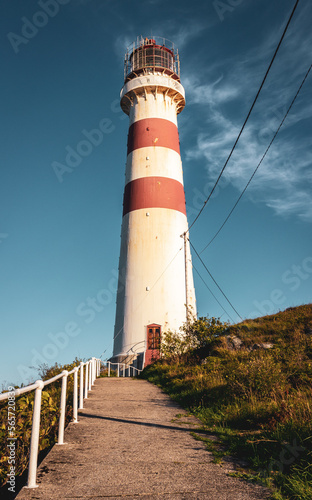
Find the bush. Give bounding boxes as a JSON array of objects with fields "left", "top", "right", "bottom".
[
  {"left": 225, "top": 353, "right": 289, "bottom": 400},
  {"left": 161, "top": 316, "right": 228, "bottom": 361}
]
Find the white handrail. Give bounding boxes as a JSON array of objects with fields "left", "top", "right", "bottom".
[
  {"left": 79, "top": 362, "right": 84, "bottom": 410},
  {"left": 0, "top": 357, "right": 101, "bottom": 489},
  {"left": 43, "top": 372, "right": 63, "bottom": 387},
  {"left": 0, "top": 382, "right": 39, "bottom": 401},
  {"left": 27, "top": 380, "right": 44, "bottom": 488},
  {"left": 105, "top": 361, "right": 142, "bottom": 377},
  {"left": 57, "top": 370, "right": 68, "bottom": 445}
]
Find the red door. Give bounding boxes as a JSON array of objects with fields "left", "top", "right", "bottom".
[
  {"left": 145, "top": 324, "right": 161, "bottom": 366},
  {"left": 147, "top": 325, "right": 161, "bottom": 349}
]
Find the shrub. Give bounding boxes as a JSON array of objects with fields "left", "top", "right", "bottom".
[{"left": 161, "top": 316, "right": 228, "bottom": 361}]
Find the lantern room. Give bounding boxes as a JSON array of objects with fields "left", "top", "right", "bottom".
[{"left": 124, "top": 36, "right": 180, "bottom": 82}]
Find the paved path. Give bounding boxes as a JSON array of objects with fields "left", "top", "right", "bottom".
[{"left": 16, "top": 378, "right": 270, "bottom": 499}]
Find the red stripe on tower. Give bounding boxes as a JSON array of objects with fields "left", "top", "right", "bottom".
[
  {"left": 123, "top": 176, "right": 186, "bottom": 216},
  {"left": 127, "top": 118, "right": 180, "bottom": 155}
]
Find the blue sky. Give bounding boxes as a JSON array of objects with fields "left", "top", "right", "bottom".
[{"left": 1, "top": 0, "right": 311, "bottom": 387}]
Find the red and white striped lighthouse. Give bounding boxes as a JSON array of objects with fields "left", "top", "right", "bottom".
[{"left": 112, "top": 36, "right": 196, "bottom": 368}]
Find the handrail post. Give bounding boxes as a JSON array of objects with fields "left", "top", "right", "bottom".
[
  {"left": 73, "top": 367, "right": 78, "bottom": 423},
  {"left": 142, "top": 350, "right": 146, "bottom": 371},
  {"left": 57, "top": 370, "right": 68, "bottom": 445},
  {"left": 117, "top": 362, "right": 119, "bottom": 377},
  {"left": 79, "top": 362, "right": 84, "bottom": 409},
  {"left": 85, "top": 362, "right": 89, "bottom": 399},
  {"left": 108, "top": 361, "right": 110, "bottom": 377},
  {"left": 91, "top": 357, "right": 95, "bottom": 385},
  {"left": 88, "top": 361, "right": 92, "bottom": 391},
  {"left": 26, "top": 380, "right": 44, "bottom": 488},
  {"left": 97, "top": 359, "right": 100, "bottom": 377}
]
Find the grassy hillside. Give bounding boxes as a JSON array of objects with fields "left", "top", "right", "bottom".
[{"left": 140, "top": 304, "right": 312, "bottom": 500}]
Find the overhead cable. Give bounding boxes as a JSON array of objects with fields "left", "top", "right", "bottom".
[
  {"left": 200, "top": 62, "right": 312, "bottom": 252},
  {"left": 190, "top": 239, "right": 243, "bottom": 321},
  {"left": 187, "top": 0, "right": 300, "bottom": 233},
  {"left": 192, "top": 263, "right": 235, "bottom": 322},
  {"left": 113, "top": 246, "right": 183, "bottom": 342}
]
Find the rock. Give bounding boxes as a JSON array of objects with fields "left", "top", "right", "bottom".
[
  {"left": 250, "top": 342, "right": 274, "bottom": 351},
  {"left": 226, "top": 335, "right": 244, "bottom": 350},
  {"left": 261, "top": 342, "right": 274, "bottom": 349}
]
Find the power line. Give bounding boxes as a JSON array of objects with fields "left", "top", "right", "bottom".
[
  {"left": 192, "top": 262, "right": 235, "bottom": 323},
  {"left": 200, "top": 62, "right": 312, "bottom": 252},
  {"left": 187, "top": 0, "right": 300, "bottom": 233},
  {"left": 190, "top": 239, "right": 243, "bottom": 321}
]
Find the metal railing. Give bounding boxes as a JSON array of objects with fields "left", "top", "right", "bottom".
[
  {"left": 0, "top": 357, "right": 101, "bottom": 489},
  {"left": 124, "top": 35, "right": 180, "bottom": 80},
  {"left": 105, "top": 361, "right": 142, "bottom": 378}
]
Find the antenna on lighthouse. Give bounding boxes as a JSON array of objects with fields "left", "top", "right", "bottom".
[{"left": 111, "top": 36, "right": 196, "bottom": 370}]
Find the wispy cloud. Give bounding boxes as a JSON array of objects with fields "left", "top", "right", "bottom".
[
  {"left": 182, "top": 10, "right": 312, "bottom": 222},
  {"left": 163, "top": 22, "right": 206, "bottom": 50},
  {"left": 114, "top": 33, "right": 134, "bottom": 59}
]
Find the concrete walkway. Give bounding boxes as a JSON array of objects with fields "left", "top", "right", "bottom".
[{"left": 16, "top": 378, "right": 270, "bottom": 499}]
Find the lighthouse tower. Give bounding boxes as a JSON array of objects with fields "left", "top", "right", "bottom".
[{"left": 112, "top": 36, "right": 196, "bottom": 368}]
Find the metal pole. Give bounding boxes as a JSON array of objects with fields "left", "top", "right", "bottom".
[
  {"left": 73, "top": 367, "right": 78, "bottom": 423},
  {"left": 123, "top": 364, "right": 125, "bottom": 377},
  {"left": 79, "top": 362, "right": 84, "bottom": 409},
  {"left": 26, "top": 380, "right": 44, "bottom": 488},
  {"left": 84, "top": 362, "right": 88, "bottom": 399},
  {"left": 91, "top": 358, "right": 94, "bottom": 385},
  {"left": 108, "top": 361, "right": 111, "bottom": 377},
  {"left": 183, "top": 231, "right": 190, "bottom": 325},
  {"left": 57, "top": 370, "right": 68, "bottom": 445},
  {"left": 92, "top": 357, "right": 96, "bottom": 385},
  {"left": 88, "top": 361, "right": 92, "bottom": 391},
  {"left": 142, "top": 351, "right": 146, "bottom": 371},
  {"left": 117, "top": 362, "right": 119, "bottom": 377}
]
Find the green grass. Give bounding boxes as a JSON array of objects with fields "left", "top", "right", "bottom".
[{"left": 140, "top": 304, "right": 312, "bottom": 500}]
